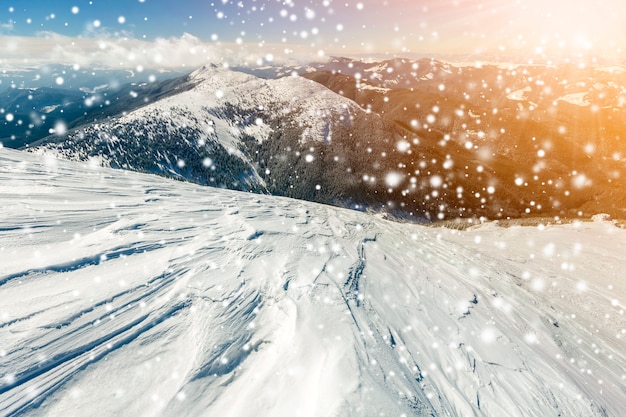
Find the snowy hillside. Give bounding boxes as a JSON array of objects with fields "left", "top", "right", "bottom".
[
  {"left": 1, "top": 148, "right": 624, "bottom": 416},
  {"left": 29, "top": 65, "right": 385, "bottom": 194}
]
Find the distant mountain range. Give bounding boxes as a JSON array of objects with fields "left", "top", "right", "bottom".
[
  {"left": 4, "top": 57, "right": 625, "bottom": 221},
  {"left": 0, "top": 73, "right": 193, "bottom": 148}
]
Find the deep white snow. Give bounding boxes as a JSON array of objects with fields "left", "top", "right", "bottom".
[{"left": 0, "top": 148, "right": 624, "bottom": 417}]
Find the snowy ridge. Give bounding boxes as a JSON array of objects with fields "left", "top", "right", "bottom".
[
  {"left": 1, "top": 148, "right": 624, "bottom": 417},
  {"left": 30, "top": 65, "right": 371, "bottom": 191},
  {"left": 188, "top": 65, "right": 360, "bottom": 142}
]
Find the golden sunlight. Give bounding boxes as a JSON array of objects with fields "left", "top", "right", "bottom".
[
  {"left": 392, "top": 0, "right": 626, "bottom": 62},
  {"left": 498, "top": 0, "right": 625, "bottom": 60}
]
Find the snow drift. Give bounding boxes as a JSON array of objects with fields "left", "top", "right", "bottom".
[{"left": 0, "top": 148, "right": 624, "bottom": 416}]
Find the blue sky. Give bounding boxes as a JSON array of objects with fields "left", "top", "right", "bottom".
[
  {"left": 4, "top": 0, "right": 363, "bottom": 42},
  {"left": 4, "top": 0, "right": 238, "bottom": 39},
  {"left": 1, "top": 0, "right": 625, "bottom": 69}
]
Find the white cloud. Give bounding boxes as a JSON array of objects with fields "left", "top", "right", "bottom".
[
  {"left": 0, "top": 32, "right": 325, "bottom": 71},
  {"left": 1, "top": 21, "right": 15, "bottom": 33}
]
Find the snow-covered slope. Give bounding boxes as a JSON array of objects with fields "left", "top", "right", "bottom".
[
  {"left": 1, "top": 148, "right": 624, "bottom": 417},
  {"left": 29, "top": 65, "right": 380, "bottom": 193}
]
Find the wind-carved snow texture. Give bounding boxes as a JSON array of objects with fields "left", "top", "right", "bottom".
[{"left": 1, "top": 148, "right": 625, "bottom": 417}]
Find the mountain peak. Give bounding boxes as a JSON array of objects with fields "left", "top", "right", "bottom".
[{"left": 188, "top": 63, "right": 225, "bottom": 79}]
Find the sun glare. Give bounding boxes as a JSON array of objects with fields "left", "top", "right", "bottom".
[
  {"left": 508, "top": 0, "right": 625, "bottom": 60},
  {"left": 397, "top": 0, "right": 626, "bottom": 63}
]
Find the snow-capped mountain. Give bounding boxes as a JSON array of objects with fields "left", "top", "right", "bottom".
[
  {"left": 1, "top": 148, "right": 624, "bottom": 417},
  {"left": 237, "top": 56, "right": 457, "bottom": 89},
  {"left": 28, "top": 64, "right": 397, "bottom": 199},
  {"left": 26, "top": 65, "right": 457, "bottom": 219},
  {"left": 242, "top": 56, "right": 626, "bottom": 109},
  {"left": 0, "top": 64, "right": 186, "bottom": 93},
  {"left": 22, "top": 58, "right": 626, "bottom": 221}
]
